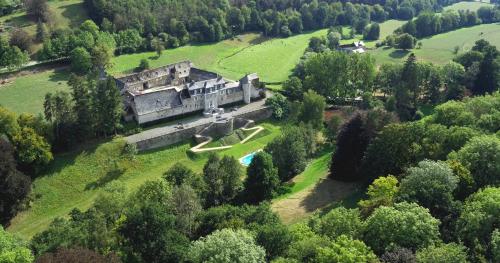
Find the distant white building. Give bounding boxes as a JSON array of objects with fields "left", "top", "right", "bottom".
[
  {"left": 338, "top": 41, "right": 366, "bottom": 54},
  {"left": 114, "top": 61, "right": 262, "bottom": 124}
]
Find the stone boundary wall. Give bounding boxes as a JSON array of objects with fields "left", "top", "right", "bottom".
[
  {"left": 130, "top": 106, "right": 272, "bottom": 151},
  {"left": 133, "top": 123, "right": 210, "bottom": 151}
]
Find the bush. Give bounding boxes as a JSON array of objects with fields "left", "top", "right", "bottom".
[
  {"left": 138, "top": 59, "right": 150, "bottom": 71},
  {"left": 416, "top": 243, "right": 468, "bottom": 263},
  {"left": 364, "top": 202, "right": 440, "bottom": 254},
  {"left": 189, "top": 229, "right": 266, "bottom": 263}
]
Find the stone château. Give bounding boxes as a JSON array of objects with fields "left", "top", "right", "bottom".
[{"left": 115, "top": 61, "right": 262, "bottom": 124}]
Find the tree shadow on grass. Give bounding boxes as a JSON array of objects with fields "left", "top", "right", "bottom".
[
  {"left": 299, "top": 178, "right": 364, "bottom": 213},
  {"left": 60, "top": 3, "right": 89, "bottom": 28},
  {"left": 42, "top": 137, "right": 113, "bottom": 177},
  {"left": 85, "top": 166, "right": 125, "bottom": 190},
  {"left": 389, "top": 49, "right": 411, "bottom": 59},
  {"left": 48, "top": 69, "right": 70, "bottom": 83}
]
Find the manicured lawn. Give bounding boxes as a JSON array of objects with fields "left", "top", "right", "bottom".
[
  {"left": 444, "top": 1, "right": 492, "bottom": 12},
  {"left": 369, "top": 23, "right": 500, "bottom": 65},
  {"left": 0, "top": 69, "right": 71, "bottom": 114},
  {"left": 7, "top": 122, "right": 283, "bottom": 239},
  {"left": 111, "top": 30, "right": 328, "bottom": 83}
]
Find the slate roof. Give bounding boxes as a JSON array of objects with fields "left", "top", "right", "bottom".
[{"left": 131, "top": 88, "right": 182, "bottom": 116}]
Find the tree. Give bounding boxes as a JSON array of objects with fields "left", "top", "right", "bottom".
[
  {"left": 472, "top": 41, "right": 499, "bottom": 95},
  {"left": 441, "top": 61, "right": 466, "bottom": 101},
  {"left": 36, "top": 248, "right": 121, "bottom": 263},
  {"left": 189, "top": 229, "right": 266, "bottom": 263},
  {"left": 415, "top": 243, "right": 468, "bottom": 263},
  {"left": 25, "top": 0, "right": 49, "bottom": 22},
  {"left": 492, "top": 229, "right": 500, "bottom": 263},
  {"left": 265, "top": 93, "right": 289, "bottom": 120},
  {"left": 0, "top": 38, "right": 28, "bottom": 70},
  {"left": 91, "top": 44, "right": 113, "bottom": 70},
  {"left": 70, "top": 47, "right": 92, "bottom": 74},
  {"left": 330, "top": 113, "right": 366, "bottom": 181},
  {"left": 265, "top": 127, "right": 307, "bottom": 181},
  {"left": 456, "top": 187, "right": 500, "bottom": 260},
  {"left": 119, "top": 203, "right": 189, "bottom": 263},
  {"left": 397, "top": 33, "right": 415, "bottom": 50},
  {"left": 331, "top": 109, "right": 397, "bottom": 181},
  {"left": 0, "top": 226, "right": 34, "bottom": 263},
  {"left": 35, "top": 20, "right": 47, "bottom": 42},
  {"left": 358, "top": 175, "right": 399, "bottom": 216},
  {"left": 152, "top": 37, "right": 164, "bottom": 57},
  {"left": 244, "top": 151, "right": 280, "bottom": 204},
  {"left": 0, "top": 139, "right": 31, "bottom": 225},
  {"left": 364, "top": 202, "right": 441, "bottom": 254},
  {"left": 164, "top": 162, "right": 197, "bottom": 186},
  {"left": 326, "top": 31, "right": 341, "bottom": 50},
  {"left": 203, "top": 154, "right": 243, "bottom": 206},
  {"left": 68, "top": 74, "right": 93, "bottom": 140},
  {"left": 9, "top": 28, "right": 31, "bottom": 51},
  {"left": 287, "top": 233, "right": 331, "bottom": 262},
  {"left": 380, "top": 247, "right": 416, "bottom": 263},
  {"left": 254, "top": 223, "right": 292, "bottom": 260},
  {"left": 363, "top": 23, "right": 380, "bottom": 40},
  {"left": 452, "top": 135, "right": 500, "bottom": 188},
  {"left": 397, "top": 161, "right": 459, "bottom": 217},
  {"left": 138, "top": 58, "right": 150, "bottom": 71},
  {"left": 303, "top": 51, "right": 376, "bottom": 100},
  {"left": 311, "top": 207, "right": 364, "bottom": 240},
  {"left": 299, "top": 90, "right": 325, "bottom": 130},
  {"left": 12, "top": 127, "right": 53, "bottom": 172},
  {"left": 282, "top": 76, "right": 303, "bottom": 101},
  {"left": 92, "top": 77, "right": 123, "bottom": 136},
  {"left": 171, "top": 184, "right": 202, "bottom": 237},
  {"left": 316, "top": 235, "right": 378, "bottom": 263},
  {"left": 43, "top": 91, "right": 74, "bottom": 149}
]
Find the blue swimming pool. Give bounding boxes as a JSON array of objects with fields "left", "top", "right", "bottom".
[{"left": 240, "top": 151, "right": 260, "bottom": 166}]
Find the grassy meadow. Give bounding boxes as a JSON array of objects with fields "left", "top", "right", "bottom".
[
  {"left": 111, "top": 29, "right": 328, "bottom": 83},
  {"left": 443, "top": 0, "right": 493, "bottom": 12},
  {"left": 0, "top": 69, "right": 71, "bottom": 114},
  {"left": 369, "top": 23, "right": 500, "bottom": 64}
]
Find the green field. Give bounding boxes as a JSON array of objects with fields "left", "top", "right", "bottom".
[
  {"left": 0, "top": 0, "right": 88, "bottom": 53},
  {"left": 369, "top": 23, "right": 500, "bottom": 65},
  {"left": 8, "top": 122, "right": 283, "bottom": 239},
  {"left": 275, "top": 151, "right": 332, "bottom": 200},
  {"left": 0, "top": 69, "right": 71, "bottom": 114},
  {"left": 443, "top": 1, "right": 492, "bottom": 12},
  {"left": 111, "top": 29, "right": 328, "bottom": 83}
]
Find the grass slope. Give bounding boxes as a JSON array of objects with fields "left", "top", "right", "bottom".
[
  {"left": 275, "top": 151, "right": 332, "bottom": 201},
  {"left": 111, "top": 30, "right": 328, "bottom": 83},
  {"left": 8, "top": 122, "right": 282, "bottom": 239},
  {"left": 0, "top": 69, "right": 71, "bottom": 114},
  {"left": 370, "top": 23, "right": 500, "bottom": 65},
  {"left": 444, "top": 1, "right": 492, "bottom": 12}
]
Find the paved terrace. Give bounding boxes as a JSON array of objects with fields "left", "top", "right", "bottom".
[{"left": 125, "top": 98, "right": 268, "bottom": 146}]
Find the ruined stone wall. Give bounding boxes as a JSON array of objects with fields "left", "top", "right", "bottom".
[
  {"left": 234, "top": 106, "right": 272, "bottom": 122},
  {"left": 131, "top": 105, "right": 272, "bottom": 151},
  {"left": 134, "top": 123, "right": 211, "bottom": 151}
]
